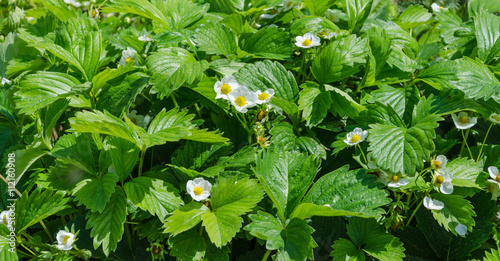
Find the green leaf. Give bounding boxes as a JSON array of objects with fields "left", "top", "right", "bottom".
[
  {"left": 454, "top": 57, "right": 500, "bottom": 100},
  {"left": 269, "top": 121, "right": 327, "bottom": 159},
  {"left": 39, "top": 0, "right": 76, "bottom": 22},
  {"left": 475, "top": 11, "right": 500, "bottom": 64},
  {"left": 367, "top": 85, "right": 405, "bottom": 118},
  {"left": 193, "top": 22, "right": 237, "bottom": 56},
  {"left": 303, "top": 0, "right": 337, "bottom": 16},
  {"left": 254, "top": 147, "right": 321, "bottom": 222},
  {"left": 87, "top": 189, "right": 127, "bottom": 256},
  {"left": 303, "top": 166, "right": 390, "bottom": 217},
  {"left": 124, "top": 177, "right": 184, "bottom": 220},
  {"left": 291, "top": 203, "right": 366, "bottom": 220},
  {"left": 395, "top": 5, "right": 431, "bottom": 29},
  {"left": 73, "top": 172, "right": 119, "bottom": 213},
  {"left": 0, "top": 32, "right": 15, "bottom": 78},
  {"left": 209, "top": 59, "right": 246, "bottom": 76},
  {"left": 312, "top": 35, "right": 368, "bottom": 84},
  {"left": 331, "top": 238, "right": 365, "bottom": 261},
  {"left": 155, "top": 0, "right": 209, "bottom": 30},
  {"left": 245, "top": 211, "right": 283, "bottom": 247},
  {"left": 234, "top": 60, "right": 299, "bottom": 102},
  {"left": 96, "top": 72, "right": 150, "bottom": 117},
  {"left": 334, "top": 218, "right": 405, "bottom": 260},
  {"left": 14, "top": 71, "right": 81, "bottom": 114},
  {"left": 298, "top": 83, "right": 333, "bottom": 127},
  {"left": 415, "top": 61, "right": 458, "bottom": 90},
  {"left": 5, "top": 148, "right": 47, "bottom": 184},
  {"left": 211, "top": 176, "right": 264, "bottom": 213},
  {"left": 327, "top": 85, "right": 366, "bottom": 119},
  {"left": 208, "top": 0, "right": 245, "bottom": 13},
  {"left": 0, "top": 226, "right": 17, "bottom": 261},
  {"left": 430, "top": 193, "right": 476, "bottom": 236},
  {"left": 468, "top": 0, "right": 500, "bottom": 18},
  {"left": 368, "top": 97, "right": 442, "bottom": 175},
  {"left": 42, "top": 99, "right": 69, "bottom": 147},
  {"left": 242, "top": 26, "right": 294, "bottom": 60},
  {"left": 147, "top": 47, "right": 208, "bottom": 98},
  {"left": 201, "top": 208, "right": 243, "bottom": 247},
  {"left": 172, "top": 142, "right": 231, "bottom": 171},
  {"left": 167, "top": 229, "right": 206, "bottom": 261},
  {"left": 50, "top": 133, "right": 98, "bottom": 175},
  {"left": 102, "top": 0, "right": 171, "bottom": 29},
  {"left": 290, "top": 16, "right": 339, "bottom": 36},
  {"left": 182, "top": 128, "right": 230, "bottom": 144},
  {"left": 15, "top": 188, "right": 70, "bottom": 232},
  {"left": 447, "top": 157, "right": 484, "bottom": 189},
  {"left": 106, "top": 136, "right": 139, "bottom": 183},
  {"left": 164, "top": 202, "right": 210, "bottom": 235},
  {"left": 485, "top": 249, "right": 500, "bottom": 261},
  {"left": 360, "top": 26, "right": 392, "bottom": 87},
  {"left": 275, "top": 218, "right": 316, "bottom": 261},
  {"left": 346, "top": 0, "right": 373, "bottom": 33}
]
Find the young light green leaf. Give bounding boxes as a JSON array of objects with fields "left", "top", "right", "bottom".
[
  {"left": 303, "top": 166, "right": 390, "bottom": 217},
  {"left": 193, "top": 21, "right": 237, "bottom": 57},
  {"left": 124, "top": 177, "right": 184, "bottom": 220},
  {"left": 73, "top": 172, "right": 119, "bottom": 213},
  {"left": 210, "top": 176, "right": 264, "bottom": 214},
  {"left": 164, "top": 202, "right": 210, "bottom": 235},
  {"left": 201, "top": 208, "right": 243, "bottom": 247},
  {"left": 87, "top": 189, "right": 127, "bottom": 256}
]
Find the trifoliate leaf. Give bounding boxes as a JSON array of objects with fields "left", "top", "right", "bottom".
[
  {"left": 73, "top": 172, "right": 119, "bottom": 213},
  {"left": 164, "top": 202, "right": 210, "bottom": 235}
]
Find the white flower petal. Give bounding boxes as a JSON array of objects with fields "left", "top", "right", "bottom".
[
  {"left": 1, "top": 78, "right": 11, "bottom": 85},
  {"left": 489, "top": 166, "right": 499, "bottom": 180},
  {"left": 489, "top": 113, "right": 500, "bottom": 124},
  {"left": 423, "top": 196, "right": 444, "bottom": 210},
  {"left": 56, "top": 231, "right": 75, "bottom": 251},
  {"left": 436, "top": 155, "right": 447, "bottom": 168},
  {"left": 440, "top": 181, "right": 454, "bottom": 194},
  {"left": 455, "top": 223, "right": 467, "bottom": 236}
]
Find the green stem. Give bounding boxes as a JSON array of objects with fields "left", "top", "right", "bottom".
[
  {"left": 357, "top": 144, "right": 367, "bottom": 163},
  {"left": 262, "top": 250, "right": 272, "bottom": 261},
  {"left": 477, "top": 123, "right": 493, "bottom": 162},
  {"left": 138, "top": 149, "right": 146, "bottom": 177},
  {"left": 171, "top": 94, "right": 179, "bottom": 107},
  {"left": 19, "top": 242, "right": 36, "bottom": 256},
  {"left": 406, "top": 191, "right": 429, "bottom": 227},
  {"left": 124, "top": 223, "right": 136, "bottom": 261},
  {"left": 461, "top": 129, "right": 473, "bottom": 159}
]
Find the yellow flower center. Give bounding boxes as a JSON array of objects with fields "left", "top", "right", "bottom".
[
  {"left": 220, "top": 84, "right": 232, "bottom": 95},
  {"left": 458, "top": 115, "right": 469, "bottom": 124},
  {"left": 495, "top": 175, "right": 500, "bottom": 183},
  {"left": 258, "top": 136, "right": 267, "bottom": 146},
  {"left": 234, "top": 96, "right": 247, "bottom": 107},
  {"left": 125, "top": 57, "right": 134, "bottom": 64},
  {"left": 302, "top": 39, "right": 312, "bottom": 46},
  {"left": 257, "top": 110, "right": 266, "bottom": 121},
  {"left": 391, "top": 175, "right": 399, "bottom": 182},
  {"left": 492, "top": 115, "right": 500, "bottom": 122},
  {"left": 63, "top": 235, "right": 70, "bottom": 245},
  {"left": 193, "top": 186, "right": 204, "bottom": 196},
  {"left": 440, "top": 6, "right": 443, "bottom": 9},
  {"left": 258, "top": 92, "right": 269, "bottom": 101},
  {"left": 435, "top": 175, "right": 444, "bottom": 185},
  {"left": 92, "top": 10, "right": 97, "bottom": 16},
  {"left": 431, "top": 160, "right": 441, "bottom": 169},
  {"left": 2, "top": 216, "right": 6, "bottom": 225},
  {"left": 350, "top": 134, "right": 361, "bottom": 144}
]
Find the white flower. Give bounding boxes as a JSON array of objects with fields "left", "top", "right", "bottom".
[
  {"left": 295, "top": 33, "right": 321, "bottom": 48},
  {"left": 127, "top": 110, "right": 150, "bottom": 128},
  {"left": 255, "top": 89, "right": 275, "bottom": 104},
  {"left": 1, "top": 77, "right": 10, "bottom": 85},
  {"left": 0, "top": 210, "right": 13, "bottom": 230},
  {"left": 214, "top": 75, "right": 240, "bottom": 101},
  {"left": 434, "top": 171, "right": 453, "bottom": 194},
  {"left": 228, "top": 85, "right": 257, "bottom": 113},
  {"left": 431, "top": 155, "right": 448, "bottom": 174},
  {"left": 90, "top": 9, "right": 99, "bottom": 19},
  {"left": 325, "top": 32, "right": 337, "bottom": 39},
  {"left": 487, "top": 166, "right": 500, "bottom": 189},
  {"left": 186, "top": 178, "right": 212, "bottom": 202},
  {"left": 455, "top": 223, "right": 467, "bottom": 236},
  {"left": 138, "top": 34, "right": 154, "bottom": 42},
  {"left": 83, "top": 1, "right": 90, "bottom": 6},
  {"left": 489, "top": 113, "right": 500, "bottom": 124},
  {"left": 431, "top": 3, "right": 448, "bottom": 12},
  {"left": 27, "top": 17, "right": 35, "bottom": 23},
  {"left": 119, "top": 47, "right": 139, "bottom": 67},
  {"left": 64, "top": 0, "right": 81, "bottom": 7},
  {"left": 378, "top": 171, "right": 409, "bottom": 188},
  {"left": 343, "top": 127, "right": 368, "bottom": 146},
  {"left": 451, "top": 112, "right": 477, "bottom": 130},
  {"left": 423, "top": 196, "right": 444, "bottom": 210},
  {"left": 56, "top": 230, "right": 75, "bottom": 251}
]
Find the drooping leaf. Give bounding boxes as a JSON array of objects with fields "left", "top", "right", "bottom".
[
  {"left": 73, "top": 172, "right": 119, "bottom": 213},
  {"left": 303, "top": 166, "right": 390, "bottom": 218},
  {"left": 124, "top": 177, "right": 184, "bottom": 220}
]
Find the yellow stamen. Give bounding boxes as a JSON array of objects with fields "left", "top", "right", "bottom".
[
  {"left": 458, "top": 115, "right": 469, "bottom": 124},
  {"left": 2, "top": 216, "right": 6, "bottom": 225},
  {"left": 63, "top": 235, "right": 70, "bottom": 245},
  {"left": 391, "top": 175, "right": 399, "bottom": 182},
  {"left": 92, "top": 10, "right": 97, "bottom": 16},
  {"left": 435, "top": 175, "right": 444, "bottom": 185},
  {"left": 431, "top": 160, "right": 441, "bottom": 169},
  {"left": 193, "top": 186, "right": 203, "bottom": 196},
  {"left": 125, "top": 57, "right": 134, "bottom": 64},
  {"left": 350, "top": 134, "right": 361, "bottom": 144},
  {"left": 302, "top": 39, "right": 312, "bottom": 46},
  {"left": 220, "top": 84, "right": 232, "bottom": 95},
  {"left": 440, "top": 6, "right": 443, "bottom": 9},
  {"left": 258, "top": 92, "right": 269, "bottom": 101},
  {"left": 492, "top": 115, "right": 500, "bottom": 122},
  {"left": 234, "top": 96, "right": 247, "bottom": 107},
  {"left": 495, "top": 175, "right": 500, "bottom": 183},
  {"left": 258, "top": 136, "right": 266, "bottom": 146}
]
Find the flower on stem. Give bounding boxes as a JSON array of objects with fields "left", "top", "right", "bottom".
[
  {"left": 487, "top": 166, "right": 500, "bottom": 189},
  {"left": 119, "top": 47, "right": 139, "bottom": 67},
  {"left": 431, "top": 3, "right": 448, "bottom": 12},
  {"left": 90, "top": 9, "right": 99, "bottom": 19},
  {"left": 378, "top": 171, "right": 409, "bottom": 188},
  {"left": 344, "top": 127, "right": 368, "bottom": 146},
  {"left": 214, "top": 75, "right": 240, "bottom": 101},
  {"left": 228, "top": 85, "right": 257, "bottom": 113},
  {"left": 489, "top": 113, "right": 500, "bottom": 124},
  {"left": 56, "top": 230, "right": 75, "bottom": 251},
  {"left": 431, "top": 155, "right": 447, "bottom": 174},
  {"left": 255, "top": 89, "right": 275, "bottom": 104},
  {"left": 455, "top": 223, "right": 467, "bottom": 236},
  {"left": 434, "top": 171, "right": 453, "bottom": 194},
  {"left": 451, "top": 112, "right": 477, "bottom": 130},
  {"left": 423, "top": 196, "right": 444, "bottom": 210},
  {"left": 0, "top": 210, "right": 13, "bottom": 230},
  {"left": 186, "top": 178, "right": 212, "bottom": 202},
  {"left": 139, "top": 34, "right": 154, "bottom": 42},
  {"left": 295, "top": 33, "right": 321, "bottom": 48}
]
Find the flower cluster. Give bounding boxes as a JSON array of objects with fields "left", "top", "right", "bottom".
[
  {"left": 214, "top": 76, "right": 275, "bottom": 113},
  {"left": 431, "top": 155, "right": 453, "bottom": 194}
]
